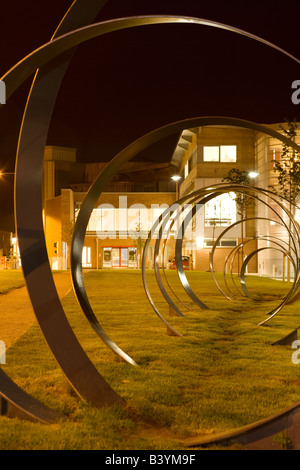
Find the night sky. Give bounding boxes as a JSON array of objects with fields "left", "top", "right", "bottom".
[{"left": 0, "top": 0, "right": 299, "bottom": 230}]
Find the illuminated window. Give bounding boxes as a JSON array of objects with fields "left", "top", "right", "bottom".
[
  {"left": 270, "top": 148, "right": 282, "bottom": 169},
  {"left": 220, "top": 145, "right": 237, "bottom": 162},
  {"left": 82, "top": 246, "right": 92, "bottom": 268},
  {"left": 205, "top": 193, "right": 236, "bottom": 227},
  {"left": 203, "top": 146, "right": 219, "bottom": 162},
  {"left": 184, "top": 161, "right": 189, "bottom": 178},
  {"left": 203, "top": 145, "right": 237, "bottom": 162},
  {"left": 87, "top": 207, "right": 116, "bottom": 234}
]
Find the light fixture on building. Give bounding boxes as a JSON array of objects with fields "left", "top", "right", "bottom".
[
  {"left": 196, "top": 237, "right": 204, "bottom": 249},
  {"left": 0, "top": 171, "right": 15, "bottom": 177},
  {"left": 248, "top": 171, "right": 259, "bottom": 178},
  {"left": 171, "top": 175, "right": 182, "bottom": 200}
]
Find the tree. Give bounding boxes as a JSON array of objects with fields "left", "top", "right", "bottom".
[
  {"left": 222, "top": 169, "right": 251, "bottom": 218},
  {"left": 62, "top": 219, "right": 75, "bottom": 247},
  {"left": 132, "top": 223, "right": 146, "bottom": 269},
  {"left": 268, "top": 120, "right": 300, "bottom": 206},
  {"left": 268, "top": 120, "right": 300, "bottom": 281},
  {"left": 222, "top": 169, "right": 252, "bottom": 265}
]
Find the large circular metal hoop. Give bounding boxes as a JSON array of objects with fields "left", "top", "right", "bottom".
[
  {"left": 142, "top": 184, "right": 300, "bottom": 330},
  {"left": 1, "top": 5, "right": 300, "bottom": 411},
  {"left": 72, "top": 119, "right": 300, "bottom": 346},
  {"left": 75, "top": 165, "right": 300, "bottom": 340},
  {"left": 223, "top": 235, "right": 296, "bottom": 300}
]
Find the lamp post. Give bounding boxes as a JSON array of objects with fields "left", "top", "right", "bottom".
[
  {"left": 171, "top": 175, "right": 182, "bottom": 200},
  {"left": 247, "top": 171, "right": 259, "bottom": 275}
]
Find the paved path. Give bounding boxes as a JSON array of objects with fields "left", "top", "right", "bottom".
[{"left": 0, "top": 272, "right": 74, "bottom": 349}]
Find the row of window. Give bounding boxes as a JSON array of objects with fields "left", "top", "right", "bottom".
[
  {"left": 80, "top": 194, "right": 237, "bottom": 235},
  {"left": 184, "top": 145, "right": 237, "bottom": 179},
  {"left": 203, "top": 145, "right": 237, "bottom": 163}
]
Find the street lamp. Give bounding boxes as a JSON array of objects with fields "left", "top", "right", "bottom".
[
  {"left": 248, "top": 171, "right": 259, "bottom": 179},
  {"left": 171, "top": 175, "right": 182, "bottom": 200},
  {"left": 0, "top": 171, "right": 14, "bottom": 177}
]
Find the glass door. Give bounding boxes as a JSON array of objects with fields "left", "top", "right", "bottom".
[
  {"left": 121, "top": 248, "right": 128, "bottom": 267},
  {"left": 128, "top": 248, "right": 137, "bottom": 268},
  {"left": 82, "top": 246, "right": 92, "bottom": 268},
  {"left": 103, "top": 248, "right": 112, "bottom": 268},
  {"left": 112, "top": 248, "right": 120, "bottom": 267}
]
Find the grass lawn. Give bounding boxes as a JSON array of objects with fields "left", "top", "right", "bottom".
[
  {"left": 0, "top": 270, "right": 25, "bottom": 294},
  {"left": 1, "top": 269, "right": 300, "bottom": 450}
]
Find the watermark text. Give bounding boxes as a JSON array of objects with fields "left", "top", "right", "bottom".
[
  {"left": 0, "top": 341, "right": 6, "bottom": 365},
  {"left": 90, "top": 197, "right": 205, "bottom": 241},
  {"left": 292, "top": 340, "right": 300, "bottom": 365},
  {"left": 291, "top": 80, "right": 300, "bottom": 105},
  {"left": 0, "top": 80, "right": 6, "bottom": 104}
]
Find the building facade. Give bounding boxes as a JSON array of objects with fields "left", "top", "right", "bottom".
[{"left": 42, "top": 122, "right": 300, "bottom": 277}]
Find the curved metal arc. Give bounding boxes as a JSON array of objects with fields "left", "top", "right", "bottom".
[
  {"left": 70, "top": 257, "right": 138, "bottom": 365},
  {"left": 225, "top": 229, "right": 298, "bottom": 300},
  {"left": 145, "top": 187, "right": 240, "bottom": 328},
  {"left": 210, "top": 216, "right": 298, "bottom": 303},
  {"left": 144, "top": 181, "right": 300, "bottom": 329},
  {"left": 152, "top": 195, "right": 211, "bottom": 315},
  {"left": 224, "top": 233, "right": 296, "bottom": 301},
  {"left": 209, "top": 186, "right": 300, "bottom": 294},
  {"left": 151, "top": 183, "right": 300, "bottom": 326},
  {"left": 14, "top": 0, "right": 125, "bottom": 407},
  {"left": 171, "top": 185, "right": 297, "bottom": 308},
  {"left": 2, "top": 1, "right": 300, "bottom": 425},
  {"left": 153, "top": 206, "right": 186, "bottom": 317},
  {"left": 72, "top": 130, "right": 300, "bottom": 357},
  {"left": 161, "top": 221, "right": 192, "bottom": 311},
  {"left": 223, "top": 234, "right": 257, "bottom": 300},
  {"left": 153, "top": 191, "right": 219, "bottom": 315},
  {"left": 207, "top": 186, "right": 300, "bottom": 325},
  {"left": 174, "top": 194, "right": 224, "bottom": 309},
  {"left": 70, "top": 130, "right": 274, "bottom": 341},
  {"left": 175, "top": 188, "right": 273, "bottom": 304},
  {"left": 240, "top": 246, "right": 296, "bottom": 300},
  {"left": 141, "top": 212, "right": 183, "bottom": 337},
  {"left": 154, "top": 189, "right": 221, "bottom": 311},
  {"left": 242, "top": 247, "right": 298, "bottom": 328},
  {"left": 2, "top": 15, "right": 300, "bottom": 122},
  {"left": 143, "top": 190, "right": 217, "bottom": 327}
]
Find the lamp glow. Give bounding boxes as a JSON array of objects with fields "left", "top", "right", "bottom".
[{"left": 171, "top": 175, "right": 182, "bottom": 182}]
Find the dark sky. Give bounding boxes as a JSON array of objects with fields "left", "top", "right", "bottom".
[{"left": 0, "top": 0, "right": 299, "bottom": 230}]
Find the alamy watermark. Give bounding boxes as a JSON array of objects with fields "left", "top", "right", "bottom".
[
  {"left": 292, "top": 340, "right": 300, "bottom": 365},
  {"left": 91, "top": 197, "right": 205, "bottom": 241},
  {"left": 0, "top": 341, "right": 6, "bottom": 365},
  {"left": 0, "top": 80, "right": 6, "bottom": 105},
  {"left": 291, "top": 80, "right": 300, "bottom": 105}
]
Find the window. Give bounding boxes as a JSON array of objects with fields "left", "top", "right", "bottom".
[
  {"left": 184, "top": 161, "right": 189, "bottom": 178},
  {"left": 205, "top": 193, "right": 236, "bottom": 227},
  {"left": 220, "top": 145, "right": 237, "bottom": 162},
  {"left": 203, "top": 146, "right": 219, "bottom": 162},
  {"left": 87, "top": 207, "right": 116, "bottom": 234},
  {"left": 203, "top": 145, "right": 237, "bottom": 163},
  {"left": 82, "top": 246, "right": 92, "bottom": 268},
  {"left": 270, "top": 148, "right": 282, "bottom": 169}
]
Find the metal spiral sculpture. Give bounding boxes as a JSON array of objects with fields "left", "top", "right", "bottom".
[
  {"left": 142, "top": 183, "right": 300, "bottom": 333},
  {"left": 1, "top": 0, "right": 300, "bottom": 450}
]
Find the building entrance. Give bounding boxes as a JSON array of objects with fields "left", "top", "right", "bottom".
[{"left": 103, "top": 247, "right": 137, "bottom": 268}]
